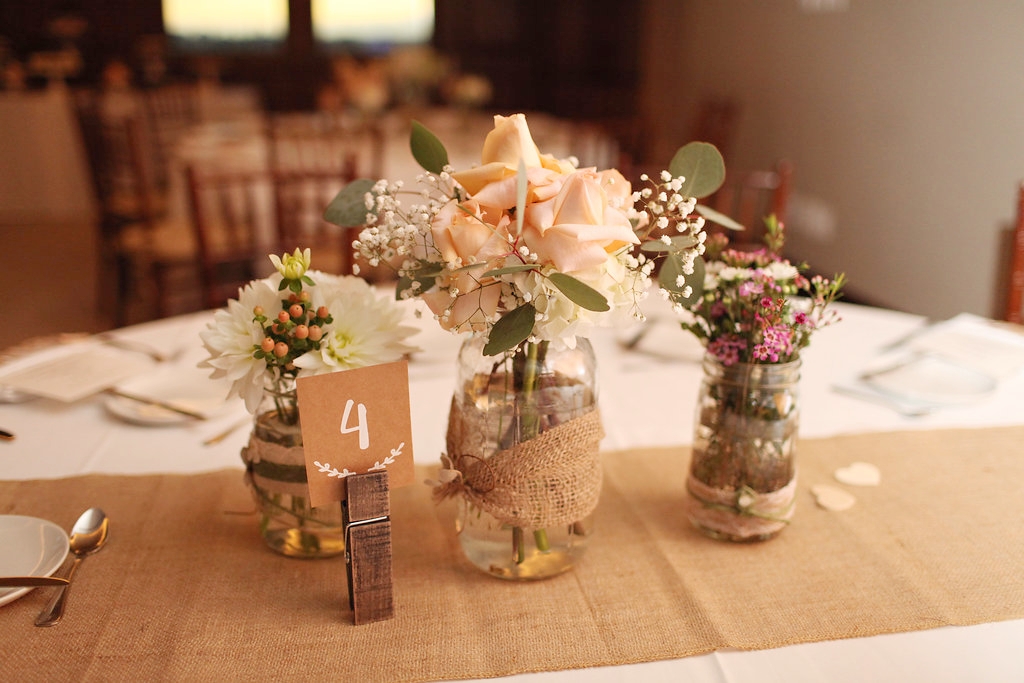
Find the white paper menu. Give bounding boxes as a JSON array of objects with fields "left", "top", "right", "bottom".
[{"left": 0, "top": 342, "right": 156, "bottom": 402}]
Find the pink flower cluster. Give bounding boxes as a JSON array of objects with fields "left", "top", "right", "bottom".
[{"left": 678, "top": 225, "right": 844, "bottom": 366}]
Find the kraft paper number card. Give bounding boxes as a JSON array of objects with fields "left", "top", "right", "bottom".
[{"left": 296, "top": 360, "right": 414, "bottom": 508}]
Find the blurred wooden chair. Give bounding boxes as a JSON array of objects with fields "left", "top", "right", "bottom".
[
  {"left": 274, "top": 166, "right": 358, "bottom": 276},
  {"left": 76, "top": 90, "right": 166, "bottom": 233},
  {"left": 145, "top": 115, "right": 377, "bottom": 315},
  {"left": 705, "top": 159, "right": 793, "bottom": 248},
  {"left": 269, "top": 111, "right": 383, "bottom": 179},
  {"left": 691, "top": 98, "right": 741, "bottom": 166},
  {"left": 153, "top": 159, "right": 363, "bottom": 315},
  {"left": 74, "top": 88, "right": 168, "bottom": 324},
  {"left": 269, "top": 115, "right": 377, "bottom": 275},
  {"left": 142, "top": 83, "right": 199, "bottom": 190},
  {"left": 174, "top": 165, "right": 279, "bottom": 312},
  {"left": 1003, "top": 182, "right": 1024, "bottom": 324},
  {"left": 143, "top": 165, "right": 276, "bottom": 316}
]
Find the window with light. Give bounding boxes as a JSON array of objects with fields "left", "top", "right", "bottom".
[
  {"left": 162, "top": 0, "right": 289, "bottom": 51},
  {"left": 312, "top": 0, "right": 435, "bottom": 53}
]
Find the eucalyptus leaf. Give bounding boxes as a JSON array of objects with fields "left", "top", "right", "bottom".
[
  {"left": 415, "top": 262, "right": 445, "bottom": 277},
  {"left": 410, "top": 120, "right": 449, "bottom": 174},
  {"left": 640, "top": 234, "right": 700, "bottom": 253},
  {"left": 451, "top": 262, "right": 489, "bottom": 273},
  {"left": 547, "top": 272, "right": 610, "bottom": 312},
  {"left": 482, "top": 264, "right": 539, "bottom": 277},
  {"left": 659, "top": 253, "right": 705, "bottom": 307},
  {"left": 695, "top": 203, "right": 745, "bottom": 231},
  {"left": 323, "top": 178, "right": 377, "bottom": 227},
  {"left": 669, "top": 142, "right": 726, "bottom": 199},
  {"left": 483, "top": 303, "right": 537, "bottom": 356}
]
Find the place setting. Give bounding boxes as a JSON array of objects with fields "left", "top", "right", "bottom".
[
  {"left": 0, "top": 515, "right": 69, "bottom": 608},
  {"left": 831, "top": 312, "right": 1024, "bottom": 416},
  {"left": 0, "top": 507, "right": 108, "bottom": 630}
]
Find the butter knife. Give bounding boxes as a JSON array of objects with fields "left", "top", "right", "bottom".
[{"left": 0, "top": 576, "right": 69, "bottom": 587}]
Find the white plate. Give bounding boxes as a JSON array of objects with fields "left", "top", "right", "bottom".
[
  {"left": 104, "top": 365, "right": 231, "bottom": 426},
  {"left": 862, "top": 353, "right": 997, "bottom": 406},
  {"left": 0, "top": 515, "right": 69, "bottom": 606}
]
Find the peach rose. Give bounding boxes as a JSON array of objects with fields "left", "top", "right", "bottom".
[
  {"left": 471, "top": 165, "right": 566, "bottom": 214},
  {"left": 422, "top": 198, "right": 512, "bottom": 330},
  {"left": 421, "top": 275, "right": 502, "bottom": 332},
  {"left": 522, "top": 168, "right": 639, "bottom": 273},
  {"left": 452, "top": 114, "right": 574, "bottom": 196},
  {"left": 430, "top": 198, "right": 510, "bottom": 266}
]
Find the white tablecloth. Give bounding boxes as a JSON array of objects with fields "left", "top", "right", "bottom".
[{"left": 2, "top": 300, "right": 1023, "bottom": 682}]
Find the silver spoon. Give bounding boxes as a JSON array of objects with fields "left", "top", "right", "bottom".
[{"left": 34, "top": 508, "right": 109, "bottom": 627}]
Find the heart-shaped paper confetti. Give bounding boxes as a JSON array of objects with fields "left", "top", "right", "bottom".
[
  {"left": 811, "top": 484, "right": 856, "bottom": 511},
  {"left": 834, "top": 462, "right": 881, "bottom": 487}
]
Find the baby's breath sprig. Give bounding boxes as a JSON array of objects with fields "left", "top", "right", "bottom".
[
  {"left": 628, "top": 141, "right": 739, "bottom": 303},
  {"left": 632, "top": 169, "right": 711, "bottom": 301}
]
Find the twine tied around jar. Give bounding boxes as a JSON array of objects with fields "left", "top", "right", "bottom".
[
  {"left": 433, "top": 403, "right": 605, "bottom": 529},
  {"left": 684, "top": 472, "right": 797, "bottom": 539},
  {"left": 241, "top": 434, "right": 310, "bottom": 499}
]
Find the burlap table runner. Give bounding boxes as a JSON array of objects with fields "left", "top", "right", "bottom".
[{"left": 3, "top": 426, "right": 1024, "bottom": 682}]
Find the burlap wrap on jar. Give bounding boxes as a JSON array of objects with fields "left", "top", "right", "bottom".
[{"left": 434, "top": 401, "right": 604, "bottom": 529}]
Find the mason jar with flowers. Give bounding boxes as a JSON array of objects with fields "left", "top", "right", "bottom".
[
  {"left": 656, "top": 215, "right": 845, "bottom": 541},
  {"left": 327, "top": 114, "right": 711, "bottom": 578},
  {"left": 199, "top": 249, "right": 417, "bottom": 557}
]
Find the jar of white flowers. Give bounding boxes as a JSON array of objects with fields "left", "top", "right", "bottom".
[{"left": 200, "top": 249, "right": 417, "bottom": 557}]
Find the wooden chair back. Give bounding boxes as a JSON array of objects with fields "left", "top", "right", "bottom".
[
  {"left": 184, "top": 165, "right": 278, "bottom": 309},
  {"left": 1004, "top": 182, "right": 1024, "bottom": 324},
  {"left": 75, "top": 90, "right": 164, "bottom": 231},
  {"left": 269, "top": 112, "right": 384, "bottom": 179},
  {"left": 269, "top": 116, "right": 376, "bottom": 275},
  {"left": 691, "top": 98, "right": 741, "bottom": 166},
  {"left": 75, "top": 88, "right": 169, "bottom": 324},
  {"left": 706, "top": 159, "right": 793, "bottom": 248},
  {"left": 143, "top": 84, "right": 199, "bottom": 190},
  {"left": 273, "top": 166, "right": 358, "bottom": 275}
]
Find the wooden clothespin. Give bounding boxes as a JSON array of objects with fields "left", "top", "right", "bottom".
[{"left": 342, "top": 470, "right": 394, "bottom": 625}]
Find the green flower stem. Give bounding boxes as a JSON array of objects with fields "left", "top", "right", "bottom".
[
  {"left": 267, "top": 375, "right": 300, "bottom": 426},
  {"left": 520, "top": 341, "right": 540, "bottom": 436},
  {"left": 514, "top": 341, "right": 551, "bottom": 560}
]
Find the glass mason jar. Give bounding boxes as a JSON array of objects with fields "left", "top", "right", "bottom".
[
  {"left": 440, "top": 335, "right": 603, "bottom": 580},
  {"left": 240, "top": 378, "right": 345, "bottom": 558},
  {"left": 684, "top": 356, "right": 801, "bottom": 542}
]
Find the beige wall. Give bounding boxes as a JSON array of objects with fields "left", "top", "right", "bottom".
[{"left": 643, "top": 0, "right": 1024, "bottom": 318}]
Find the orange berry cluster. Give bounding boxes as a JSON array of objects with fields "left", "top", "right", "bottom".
[{"left": 252, "top": 290, "right": 333, "bottom": 372}]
